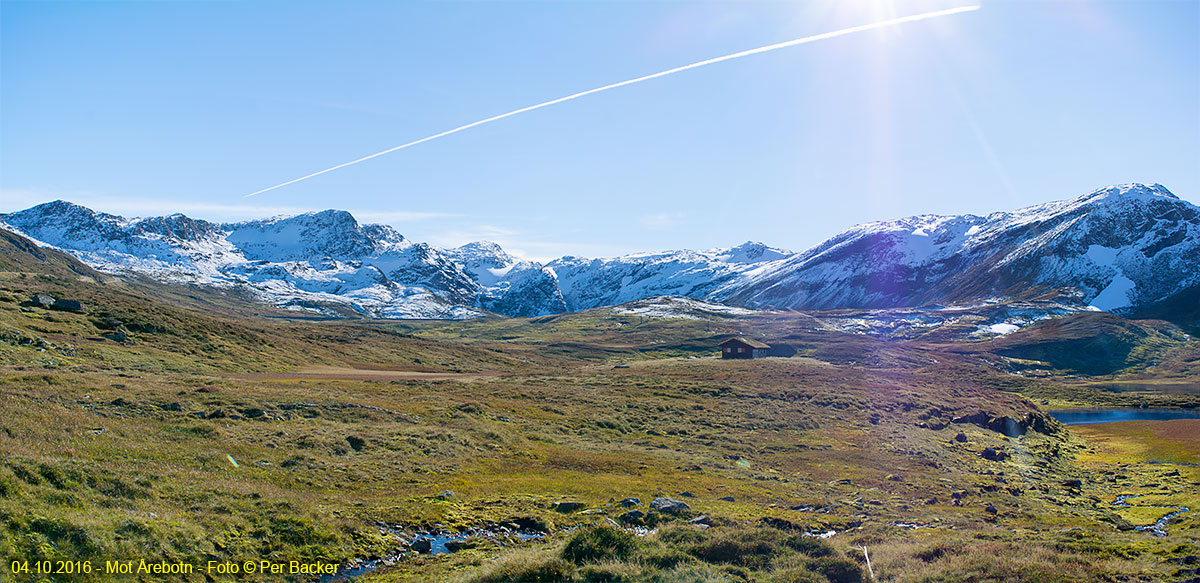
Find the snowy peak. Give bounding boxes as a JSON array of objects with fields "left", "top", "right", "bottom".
[
  {"left": 714, "top": 241, "right": 791, "bottom": 264},
  {"left": 225, "top": 209, "right": 407, "bottom": 262},
  {"left": 1, "top": 183, "right": 1195, "bottom": 324},
  {"left": 1081, "top": 182, "right": 1178, "bottom": 202}
]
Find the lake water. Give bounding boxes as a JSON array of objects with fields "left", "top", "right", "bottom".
[{"left": 1048, "top": 407, "right": 1200, "bottom": 425}]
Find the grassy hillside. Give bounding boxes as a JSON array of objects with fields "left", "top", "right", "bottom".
[{"left": 0, "top": 230, "right": 1197, "bottom": 582}]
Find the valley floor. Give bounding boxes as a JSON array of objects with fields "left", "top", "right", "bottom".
[{"left": 1, "top": 273, "right": 1198, "bottom": 582}]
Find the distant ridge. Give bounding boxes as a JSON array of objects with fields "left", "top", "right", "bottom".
[{"left": 2, "top": 184, "right": 1196, "bottom": 328}]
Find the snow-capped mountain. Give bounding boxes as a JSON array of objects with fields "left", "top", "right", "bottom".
[
  {"left": 720, "top": 183, "right": 1198, "bottom": 314},
  {"left": 1, "top": 183, "right": 1196, "bottom": 323}
]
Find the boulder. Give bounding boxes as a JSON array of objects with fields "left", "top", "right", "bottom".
[
  {"left": 30, "top": 294, "right": 55, "bottom": 308},
  {"left": 650, "top": 497, "right": 690, "bottom": 514},
  {"left": 618, "top": 497, "right": 641, "bottom": 507},
  {"left": 435, "top": 490, "right": 454, "bottom": 500},
  {"left": 955, "top": 432, "right": 968, "bottom": 443},
  {"left": 619, "top": 510, "right": 645, "bottom": 523},
  {"left": 1061, "top": 478, "right": 1083, "bottom": 488},
  {"left": 444, "top": 539, "right": 475, "bottom": 552},
  {"left": 346, "top": 435, "right": 365, "bottom": 452},
  {"left": 719, "top": 496, "right": 735, "bottom": 502},
  {"left": 553, "top": 501, "right": 585, "bottom": 513},
  {"left": 410, "top": 539, "right": 432, "bottom": 553},
  {"left": 980, "top": 447, "right": 1008, "bottom": 461},
  {"left": 51, "top": 298, "right": 85, "bottom": 313}
]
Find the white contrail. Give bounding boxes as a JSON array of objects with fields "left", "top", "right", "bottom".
[{"left": 245, "top": 5, "right": 980, "bottom": 198}]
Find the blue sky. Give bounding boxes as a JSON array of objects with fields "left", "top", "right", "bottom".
[{"left": 2, "top": 0, "right": 1197, "bottom": 260}]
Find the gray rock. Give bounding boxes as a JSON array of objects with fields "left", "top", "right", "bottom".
[
  {"left": 31, "top": 294, "right": 55, "bottom": 308},
  {"left": 554, "top": 501, "right": 585, "bottom": 512},
  {"left": 410, "top": 539, "right": 432, "bottom": 553},
  {"left": 51, "top": 298, "right": 85, "bottom": 313},
  {"left": 985, "top": 503, "right": 998, "bottom": 515},
  {"left": 618, "top": 497, "right": 641, "bottom": 507},
  {"left": 436, "top": 490, "right": 455, "bottom": 500},
  {"left": 444, "top": 539, "right": 473, "bottom": 552},
  {"left": 688, "top": 515, "right": 712, "bottom": 526},
  {"left": 719, "top": 496, "right": 735, "bottom": 502},
  {"left": 980, "top": 447, "right": 1008, "bottom": 461},
  {"left": 619, "top": 510, "right": 645, "bottom": 523},
  {"left": 346, "top": 435, "right": 365, "bottom": 451},
  {"left": 1061, "top": 478, "right": 1082, "bottom": 488},
  {"left": 955, "top": 432, "right": 968, "bottom": 443},
  {"left": 650, "top": 497, "right": 690, "bottom": 514},
  {"left": 98, "top": 318, "right": 124, "bottom": 330}
]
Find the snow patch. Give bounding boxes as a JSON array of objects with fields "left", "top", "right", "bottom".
[{"left": 1089, "top": 274, "right": 1136, "bottom": 311}]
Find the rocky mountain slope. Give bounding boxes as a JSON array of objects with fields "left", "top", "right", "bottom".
[{"left": 2, "top": 183, "right": 1196, "bottom": 326}]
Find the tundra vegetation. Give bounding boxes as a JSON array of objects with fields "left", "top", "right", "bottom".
[{"left": 0, "top": 236, "right": 1197, "bottom": 582}]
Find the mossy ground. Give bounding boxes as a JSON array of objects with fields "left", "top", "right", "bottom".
[{"left": 0, "top": 264, "right": 1197, "bottom": 582}]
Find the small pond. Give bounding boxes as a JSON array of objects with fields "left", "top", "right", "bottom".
[{"left": 1048, "top": 407, "right": 1200, "bottom": 425}]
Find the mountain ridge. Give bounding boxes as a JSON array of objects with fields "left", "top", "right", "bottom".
[{"left": 3, "top": 183, "right": 1196, "bottom": 327}]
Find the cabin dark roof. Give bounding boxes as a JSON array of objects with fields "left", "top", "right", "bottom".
[{"left": 719, "top": 337, "right": 770, "bottom": 349}]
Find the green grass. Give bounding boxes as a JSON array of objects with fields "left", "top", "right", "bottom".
[{"left": 0, "top": 249, "right": 1197, "bottom": 581}]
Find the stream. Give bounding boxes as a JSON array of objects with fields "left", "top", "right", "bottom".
[{"left": 1112, "top": 494, "right": 1190, "bottom": 537}]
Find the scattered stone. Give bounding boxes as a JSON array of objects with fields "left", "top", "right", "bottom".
[
  {"left": 689, "top": 515, "right": 712, "bottom": 526},
  {"left": 410, "top": 539, "right": 432, "bottom": 553},
  {"left": 162, "top": 402, "right": 182, "bottom": 412},
  {"left": 925, "top": 497, "right": 938, "bottom": 505},
  {"left": 554, "top": 501, "right": 585, "bottom": 512},
  {"left": 650, "top": 497, "right": 690, "bottom": 514},
  {"left": 886, "top": 474, "right": 902, "bottom": 482},
  {"left": 951, "top": 490, "right": 967, "bottom": 500},
  {"left": 206, "top": 409, "right": 227, "bottom": 419},
  {"left": 985, "top": 503, "right": 997, "bottom": 515},
  {"left": 346, "top": 435, "right": 365, "bottom": 452},
  {"left": 618, "top": 497, "right": 641, "bottom": 507},
  {"left": 110, "top": 398, "right": 128, "bottom": 406},
  {"left": 678, "top": 491, "right": 695, "bottom": 498},
  {"left": 30, "top": 294, "right": 55, "bottom": 308},
  {"left": 436, "top": 490, "right": 454, "bottom": 501},
  {"left": 1061, "top": 478, "right": 1082, "bottom": 488},
  {"left": 51, "top": 298, "right": 85, "bottom": 313},
  {"left": 955, "top": 432, "right": 968, "bottom": 443},
  {"left": 619, "top": 510, "right": 645, "bottom": 523},
  {"left": 444, "top": 539, "right": 474, "bottom": 552},
  {"left": 980, "top": 447, "right": 1008, "bottom": 461},
  {"left": 508, "top": 516, "right": 551, "bottom": 532},
  {"left": 719, "top": 496, "right": 735, "bottom": 502},
  {"left": 242, "top": 408, "right": 266, "bottom": 419}
]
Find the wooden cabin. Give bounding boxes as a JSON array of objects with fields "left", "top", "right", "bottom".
[{"left": 719, "top": 337, "right": 770, "bottom": 359}]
